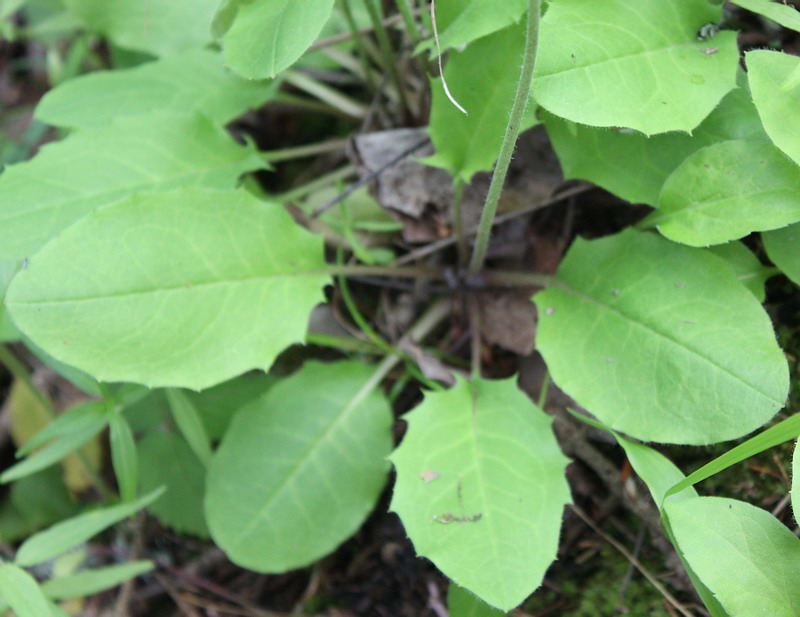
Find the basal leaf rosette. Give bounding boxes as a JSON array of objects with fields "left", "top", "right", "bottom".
[
  {"left": 390, "top": 378, "right": 570, "bottom": 611},
  {"left": 6, "top": 187, "right": 328, "bottom": 390},
  {"left": 534, "top": 229, "right": 788, "bottom": 445}
]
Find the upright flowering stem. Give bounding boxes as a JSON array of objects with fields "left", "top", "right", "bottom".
[{"left": 468, "top": 0, "right": 542, "bottom": 275}]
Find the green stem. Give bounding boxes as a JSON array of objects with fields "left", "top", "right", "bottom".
[
  {"left": 0, "top": 344, "right": 113, "bottom": 499},
  {"left": 362, "top": 0, "right": 413, "bottom": 117},
  {"left": 284, "top": 70, "right": 368, "bottom": 119},
  {"left": 396, "top": 0, "right": 422, "bottom": 47},
  {"left": 337, "top": 0, "right": 380, "bottom": 94},
  {"left": 468, "top": 0, "right": 542, "bottom": 275},
  {"left": 261, "top": 139, "right": 348, "bottom": 164},
  {"left": 277, "top": 164, "right": 356, "bottom": 202},
  {"left": 306, "top": 333, "right": 385, "bottom": 354}
]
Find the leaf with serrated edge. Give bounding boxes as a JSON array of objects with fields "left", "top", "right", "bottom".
[
  {"left": 206, "top": 361, "right": 393, "bottom": 572},
  {"left": 425, "top": 23, "right": 538, "bottom": 182},
  {"left": 543, "top": 79, "right": 768, "bottom": 206},
  {"left": 390, "top": 378, "right": 570, "bottom": 611},
  {"left": 0, "top": 562, "right": 51, "bottom": 617},
  {"left": 0, "top": 113, "right": 263, "bottom": 260},
  {"left": 432, "top": 0, "right": 526, "bottom": 50},
  {"left": 63, "top": 0, "right": 218, "bottom": 56},
  {"left": 734, "top": 0, "right": 800, "bottom": 33},
  {"left": 534, "top": 229, "right": 788, "bottom": 445},
  {"left": 747, "top": 50, "right": 800, "bottom": 167},
  {"left": 534, "top": 0, "right": 738, "bottom": 135},
  {"left": 15, "top": 488, "right": 164, "bottom": 567},
  {"left": 222, "top": 0, "right": 335, "bottom": 79},
  {"left": 138, "top": 432, "right": 209, "bottom": 538},
  {"left": 763, "top": 223, "right": 800, "bottom": 286},
  {"left": 6, "top": 188, "right": 327, "bottom": 389},
  {"left": 36, "top": 49, "right": 277, "bottom": 130},
  {"left": 644, "top": 140, "right": 800, "bottom": 246},
  {"left": 666, "top": 497, "right": 800, "bottom": 617}
]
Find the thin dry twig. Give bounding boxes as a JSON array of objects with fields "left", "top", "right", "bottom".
[{"left": 569, "top": 504, "right": 695, "bottom": 617}]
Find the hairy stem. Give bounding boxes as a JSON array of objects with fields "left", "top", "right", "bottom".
[{"left": 468, "top": 0, "right": 542, "bottom": 275}]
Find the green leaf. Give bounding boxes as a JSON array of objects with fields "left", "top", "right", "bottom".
[
  {"left": 18, "top": 400, "right": 107, "bottom": 457},
  {"left": 0, "top": 562, "right": 51, "bottom": 617},
  {"left": 63, "top": 0, "right": 218, "bottom": 56},
  {"left": 707, "top": 241, "right": 772, "bottom": 302},
  {"left": 534, "top": 229, "right": 788, "bottom": 445},
  {"left": 0, "top": 259, "right": 21, "bottom": 342},
  {"left": 424, "top": 23, "right": 538, "bottom": 182},
  {"left": 40, "top": 561, "right": 153, "bottom": 600},
  {"left": 763, "top": 223, "right": 800, "bottom": 286},
  {"left": 614, "top": 436, "right": 697, "bottom": 507},
  {"left": 15, "top": 487, "right": 164, "bottom": 567},
  {"left": 665, "top": 497, "right": 800, "bottom": 617},
  {"left": 534, "top": 0, "right": 738, "bottom": 135},
  {"left": 5, "top": 468, "right": 81, "bottom": 541},
  {"left": 138, "top": 432, "right": 208, "bottom": 538},
  {"left": 222, "top": 0, "right": 336, "bottom": 79},
  {"left": 543, "top": 81, "right": 768, "bottom": 206},
  {"left": 36, "top": 49, "right": 278, "bottom": 130},
  {"left": 389, "top": 378, "right": 570, "bottom": 611},
  {"left": 0, "top": 113, "right": 264, "bottom": 260},
  {"left": 666, "top": 413, "right": 800, "bottom": 499},
  {"left": 793, "top": 440, "right": 798, "bottom": 525},
  {"left": 733, "top": 0, "right": 800, "bottom": 32},
  {"left": 431, "top": 0, "right": 526, "bottom": 50},
  {"left": 108, "top": 409, "right": 138, "bottom": 503},
  {"left": 6, "top": 187, "right": 328, "bottom": 389},
  {"left": 748, "top": 50, "right": 800, "bottom": 167},
  {"left": 448, "top": 584, "right": 507, "bottom": 617},
  {"left": 206, "top": 361, "right": 393, "bottom": 572},
  {"left": 166, "top": 389, "right": 212, "bottom": 467},
  {"left": 643, "top": 140, "right": 800, "bottom": 246},
  {"left": 211, "top": 0, "right": 242, "bottom": 39},
  {"left": 1, "top": 408, "right": 108, "bottom": 484}
]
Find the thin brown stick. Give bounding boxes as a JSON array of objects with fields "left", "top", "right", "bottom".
[{"left": 569, "top": 504, "right": 694, "bottom": 617}]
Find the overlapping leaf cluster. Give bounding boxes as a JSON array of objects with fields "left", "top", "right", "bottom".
[{"left": 0, "top": 0, "right": 799, "bottom": 616}]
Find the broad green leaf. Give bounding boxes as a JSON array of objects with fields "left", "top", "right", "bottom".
[
  {"left": 36, "top": 49, "right": 278, "bottom": 130},
  {"left": 748, "top": 50, "right": 800, "bottom": 167},
  {"left": 734, "top": 0, "right": 800, "bottom": 32},
  {"left": 15, "top": 487, "right": 164, "bottom": 567},
  {"left": 431, "top": 0, "right": 526, "bottom": 50},
  {"left": 543, "top": 82, "right": 768, "bottom": 206},
  {"left": 211, "top": 0, "right": 241, "bottom": 39},
  {"left": 6, "top": 187, "right": 327, "bottom": 389},
  {"left": 5, "top": 468, "right": 81, "bottom": 540},
  {"left": 793, "top": 440, "right": 798, "bottom": 524},
  {"left": 206, "top": 361, "right": 393, "bottom": 572},
  {"left": 0, "top": 562, "right": 51, "bottom": 617},
  {"left": 763, "top": 223, "right": 800, "bottom": 286},
  {"left": 0, "top": 259, "right": 20, "bottom": 341},
  {"left": 644, "top": 140, "right": 800, "bottom": 246},
  {"left": 534, "top": 0, "right": 738, "bottom": 135},
  {"left": 708, "top": 241, "right": 772, "bottom": 302},
  {"left": 390, "top": 378, "right": 570, "bottom": 611},
  {"left": 666, "top": 413, "right": 800, "bottom": 499},
  {"left": 534, "top": 229, "right": 788, "bottom": 444},
  {"left": 614, "top": 436, "right": 697, "bottom": 507},
  {"left": 166, "top": 389, "right": 212, "bottom": 467},
  {"left": 108, "top": 410, "right": 138, "bottom": 503},
  {"left": 138, "top": 432, "right": 208, "bottom": 538},
  {"left": 0, "top": 113, "right": 264, "bottom": 259},
  {"left": 666, "top": 497, "right": 800, "bottom": 617},
  {"left": 63, "top": 0, "right": 218, "bottom": 56},
  {"left": 40, "top": 561, "right": 153, "bottom": 600},
  {"left": 186, "top": 373, "right": 275, "bottom": 440},
  {"left": 222, "top": 0, "right": 336, "bottom": 79},
  {"left": 425, "top": 23, "right": 538, "bottom": 182},
  {"left": 448, "top": 584, "right": 507, "bottom": 617},
  {"left": 23, "top": 338, "right": 104, "bottom": 397}
]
